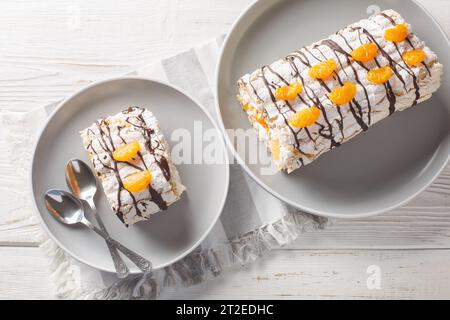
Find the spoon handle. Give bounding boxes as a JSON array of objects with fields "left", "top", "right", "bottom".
[
  {"left": 86, "top": 200, "right": 129, "bottom": 279},
  {"left": 82, "top": 218, "right": 152, "bottom": 272}
]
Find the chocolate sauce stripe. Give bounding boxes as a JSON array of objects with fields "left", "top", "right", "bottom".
[
  {"left": 89, "top": 126, "right": 129, "bottom": 222},
  {"left": 376, "top": 13, "right": 429, "bottom": 102},
  {"left": 248, "top": 11, "right": 420, "bottom": 112},
  {"left": 86, "top": 141, "right": 125, "bottom": 224},
  {"left": 99, "top": 121, "right": 143, "bottom": 219},
  {"left": 393, "top": 42, "right": 421, "bottom": 106},
  {"left": 292, "top": 45, "right": 366, "bottom": 137},
  {"left": 353, "top": 27, "right": 409, "bottom": 90},
  {"left": 260, "top": 66, "right": 302, "bottom": 151},
  {"left": 243, "top": 11, "right": 435, "bottom": 166},
  {"left": 126, "top": 109, "right": 169, "bottom": 210},
  {"left": 380, "top": 12, "right": 396, "bottom": 25},
  {"left": 344, "top": 30, "right": 397, "bottom": 116},
  {"left": 304, "top": 47, "right": 322, "bottom": 63},
  {"left": 314, "top": 42, "right": 368, "bottom": 131},
  {"left": 285, "top": 54, "right": 342, "bottom": 146},
  {"left": 319, "top": 39, "right": 372, "bottom": 125},
  {"left": 355, "top": 26, "right": 421, "bottom": 107},
  {"left": 265, "top": 66, "right": 296, "bottom": 113},
  {"left": 286, "top": 55, "right": 342, "bottom": 144},
  {"left": 86, "top": 108, "right": 172, "bottom": 224},
  {"left": 371, "top": 13, "right": 433, "bottom": 102},
  {"left": 277, "top": 37, "right": 370, "bottom": 135}
]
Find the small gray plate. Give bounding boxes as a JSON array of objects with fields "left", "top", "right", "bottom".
[
  {"left": 31, "top": 77, "right": 229, "bottom": 273},
  {"left": 215, "top": 0, "right": 450, "bottom": 218}
]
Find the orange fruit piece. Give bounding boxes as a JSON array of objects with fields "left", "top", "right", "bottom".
[
  {"left": 275, "top": 82, "right": 303, "bottom": 101},
  {"left": 402, "top": 49, "right": 427, "bottom": 67},
  {"left": 288, "top": 107, "right": 321, "bottom": 128},
  {"left": 113, "top": 141, "right": 141, "bottom": 162},
  {"left": 384, "top": 24, "right": 408, "bottom": 43},
  {"left": 351, "top": 43, "right": 378, "bottom": 63},
  {"left": 242, "top": 103, "right": 254, "bottom": 112},
  {"left": 271, "top": 140, "right": 280, "bottom": 161},
  {"left": 329, "top": 83, "right": 357, "bottom": 106},
  {"left": 308, "top": 59, "right": 337, "bottom": 81},
  {"left": 253, "top": 115, "right": 269, "bottom": 131},
  {"left": 123, "top": 170, "right": 152, "bottom": 193},
  {"left": 367, "top": 66, "right": 393, "bottom": 84}
]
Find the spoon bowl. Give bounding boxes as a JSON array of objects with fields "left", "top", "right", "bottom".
[
  {"left": 44, "top": 188, "right": 152, "bottom": 272},
  {"left": 44, "top": 189, "right": 85, "bottom": 225},
  {"left": 65, "top": 158, "right": 98, "bottom": 201}
]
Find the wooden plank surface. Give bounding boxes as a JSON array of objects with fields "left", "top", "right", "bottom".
[
  {"left": 2, "top": 247, "right": 450, "bottom": 300},
  {"left": 0, "top": 247, "right": 53, "bottom": 299},
  {"left": 0, "top": 0, "right": 449, "bottom": 299},
  {"left": 161, "top": 249, "right": 450, "bottom": 300}
]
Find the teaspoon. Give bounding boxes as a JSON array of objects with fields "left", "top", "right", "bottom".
[
  {"left": 44, "top": 189, "right": 152, "bottom": 273},
  {"left": 65, "top": 158, "right": 130, "bottom": 278}
]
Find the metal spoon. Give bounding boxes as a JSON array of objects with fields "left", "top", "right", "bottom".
[
  {"left": 65, "top": 158, "right": 129, "bottom": 278},
  {"left": 44, "top": 189, "right": 152, "bottom": 273}
]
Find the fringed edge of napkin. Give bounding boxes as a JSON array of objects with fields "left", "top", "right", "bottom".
[{"left": 70, "top": 211, "right": 329, "bottom": 299}]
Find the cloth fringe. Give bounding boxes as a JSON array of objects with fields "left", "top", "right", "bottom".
[{"left": 38, "top": 210, "right": 330, "bottom": 299}]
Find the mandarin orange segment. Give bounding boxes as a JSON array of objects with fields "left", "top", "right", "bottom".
[
  {"left": 288, "top": 107, "right": 321, "bottom": 128},
  {"left": 241, "top": 102, "right": 254, "bottom": 112},
  {"left": 123, "top": 170, "right": 152, "bottom": 193},
  {"left": 351, "top": 43, "right": 378, "bottom": 63},
  {"left": 402, "top": 49, "right": 427, "bottom": 67},
  {"left": 367, "top": 66, "right": 393, "bottom": 84},
  {"left": 384, "top": 24, "right": 408, "bottom": 43},
  {"left": 329, "top": 82, "right": 357, "bottom": 106},
  {"left": 253, "top": 115, "right": 269, "bottom": 131},
  {"left": 308, "top": 59, "right": 337, "bottom": 80},
  {"left": 275, "top": 82, "right": 303, "bottom": 101},
  {"left": 113, "top": 141, "right": 141, "bottom": 162},
  {"left": 271, "top": 140, "right": 280, "bottom": 161}
]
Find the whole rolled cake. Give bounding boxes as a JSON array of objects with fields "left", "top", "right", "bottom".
[
  {"left": 237, "top": 9, "right": 443, "bottom": 173},
  {"left": 80, "top": 107, "right": 185, "bottom": 226}
]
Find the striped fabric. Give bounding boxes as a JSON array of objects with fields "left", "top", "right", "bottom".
[{"left": 1, "top": 37, "right": 329, "bottom": 299}]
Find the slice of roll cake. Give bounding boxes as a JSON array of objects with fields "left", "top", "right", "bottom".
[{"left": 80, "top": 106, "right": 185, "bottom": 226}]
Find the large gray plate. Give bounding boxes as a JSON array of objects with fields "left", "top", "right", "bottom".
[
  {"left": 216, "top": 0, "right": 450, "bottom": 218},
  {"left": 31, "top": 77, "right": 229, "bottom": 273}
]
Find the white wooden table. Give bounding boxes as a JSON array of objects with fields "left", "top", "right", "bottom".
[{"left": 0, "top": 0, "right": 449, "bottom": 299}]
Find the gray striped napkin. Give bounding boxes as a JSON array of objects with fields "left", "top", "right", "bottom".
[{"left": 0, "top": 36, "right": 329, "bottom": 299}]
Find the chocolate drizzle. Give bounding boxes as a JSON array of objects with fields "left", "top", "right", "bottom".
[
  {"left": 85, "top": 107, "right": 171, "bottom": 225},
  {"left": 285, "top": 54, "right": 342, "bottom": 147},
  {"left": 340, "top": 29, "right": 397, "bottom": 116},
  {"left": 319, "top": 39, "right": 372, "bottom": 126},
  {"left": 260, "top": 66, "right": 303, "bottom": 151},
  {"left": 244, "top": 11, "right": 434, "bottom": 168},
  {"left": 124, "top": 107, "right": 169, "bottom": 211},
  {"left": 379, "top": 13, "right": 431, "bottom": 85},
  {"left": 380, "top": 12, "right": 396, "bottom": 25}
]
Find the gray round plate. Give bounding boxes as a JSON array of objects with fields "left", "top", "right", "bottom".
[
  {"left": 31, "top": 77, "right": 229, "bottom": 273},
  {"left": 215, "top": 0, "right": 450, "bottom": 218}
]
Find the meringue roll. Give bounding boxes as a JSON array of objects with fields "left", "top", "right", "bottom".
[{"left": 237, "top": 9, "right": 443, "bottom": 173}]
